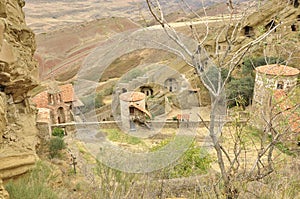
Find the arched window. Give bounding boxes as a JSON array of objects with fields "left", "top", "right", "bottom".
[
  {"left": 48, "top": 94, "right": 54, "bottom": 105},
  {"left": 58, "top": 93, "right": 62, "bottom": 102},
  {"left": 57, "top": 107, "right": 66, "bottom": 124}
]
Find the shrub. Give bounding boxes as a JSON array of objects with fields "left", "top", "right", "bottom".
[
  {"left": 52, "top": 127, "right": 64, "bottom": 138},
  {"left": 49, "top": 137, "right": 66, "bottom": 158}
]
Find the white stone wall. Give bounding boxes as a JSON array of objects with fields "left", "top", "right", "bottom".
[
  {"left": 253, "top": 72, "right": 298, "bottom": 105},
  {"left": 120, "top": 98, "right": 145, "bottom": 130}
]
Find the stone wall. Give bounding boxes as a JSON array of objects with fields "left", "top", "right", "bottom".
[{"left": 0, "top": 0, "right": 39, "bottom": 187}]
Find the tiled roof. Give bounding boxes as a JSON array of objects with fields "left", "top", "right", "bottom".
[
  {"left": 32, "top": 91, "right": 48, "bottom": 108},
  {"left": 60, "top": 84, "right": 74, "bottom": 102},
  {"left": 32, "top": 83, "right": 75, "bottom": 108},
  {"left": 120, "top": 92, "right": 145, "bottom": 102},
  {"left": 256, "top": 64, "right": 300, "bottom": 76}
]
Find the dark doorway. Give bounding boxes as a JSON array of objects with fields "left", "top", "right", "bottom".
[
  {"left": 130, "top": 121, "right": 136, "bottom": 131},
  {"left": 291, "top": 24, "right": 297, "bottom": 31},
  {"left": 57, "top": 107, "right": 66, "bottom": 124},
  {"left": 129, "top": 106, "right": 135, "bottom": 115}
]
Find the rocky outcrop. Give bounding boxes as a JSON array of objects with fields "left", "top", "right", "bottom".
[
  {"left": 0, "top": 0, "right": 39, "bottom": 186},
  {"left": 0, "top": 179, "right": 9, "bottom": 199}
]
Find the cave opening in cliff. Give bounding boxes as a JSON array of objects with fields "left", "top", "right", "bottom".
[
  {"left": 265, "top": 20, "right": 277, "bottom": 32},
  {"left": 0, "top": 85, "right": 5, "bottom": 92},
  {"left": 244, "top": 26, "right": 253, "bottom": 37},
  {"left": 294, "top": 0, "right": 299, "bottom": 8}
]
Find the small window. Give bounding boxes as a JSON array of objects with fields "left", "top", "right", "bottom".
[
  {"left": 122, "top": 88, "right": 127, "bottom": 93},
  {"left": 48, "top": 94, "right": 54, "bottom": 104},
  {"left": 291, "top": 24, "right": 297, "bottom": 31},
  {"left": 277, "top": 81, "right": 284, "bottom": 89}
]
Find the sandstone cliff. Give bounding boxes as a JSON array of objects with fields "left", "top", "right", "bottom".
[{"left": 0, "top": 0, "right": 39, "bottom": 187}]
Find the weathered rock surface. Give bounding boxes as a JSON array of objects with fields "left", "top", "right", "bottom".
[
  {"left": 0, "top": 179, "right": 9, "bottom": 199},
  {"left": 0, "top": 0, "right": 39, "bottom": 194}
]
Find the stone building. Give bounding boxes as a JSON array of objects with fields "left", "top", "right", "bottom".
[
  {"left": 32, "top": 84, "right": 83, "bottom": 124},
  {"left": 253, "top": 64, "right": 299, "bottom": 130},
  {"left": 119, "top": 91, "right": 152, "bottom": 130}
]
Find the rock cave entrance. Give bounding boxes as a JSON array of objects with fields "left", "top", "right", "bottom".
[
  {"left": 164, "top": 78, "right": 178, "bottom": 92},
  {"left": 140, "top": 86, "right": 153, "bottom": 96},
  {"left": 294, "top": 0, "right": 299, "bottom": 8},
  {"left": 265, "top": 20, "right": 277, "bottom": 32},
  {"left": 244, "top": 26, "right": 253, "bottom": 37}
]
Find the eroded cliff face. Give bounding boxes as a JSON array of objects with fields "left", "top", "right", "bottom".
[{"left": 0, "top": 0, "right": 39, "bottom": 185}]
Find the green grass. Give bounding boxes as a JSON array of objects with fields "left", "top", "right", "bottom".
[
  {"left": 103, "top": 129, "right": 143, "bottom": 145},
  {"left": 151, "top": 138, "right": 213, "bottom": 179},
  {"left": 5, "top": 161, "right": 58, "bottom": 199}
]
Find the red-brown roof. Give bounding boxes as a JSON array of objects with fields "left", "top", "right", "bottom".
[
  {"left": 32, "top": 91, "right": 48, "bottom": 108},
  {"left": 256, "top": 64, "right": 300, "bottom": 76},
  {"left": 120, "top": 92, "right": 145, "bottom": 102},
  {"left": 32, "top": 83, "right": 75, "bottom": 108},
  {"left": 60, "top": 84, "right": 74, "bottom": 102}
]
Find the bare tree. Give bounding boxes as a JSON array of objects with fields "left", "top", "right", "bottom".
[{"left": 145, "top": 0, "right": 298, "bottom": 198}]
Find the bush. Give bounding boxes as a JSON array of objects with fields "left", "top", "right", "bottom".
[
  {"left": 49, "top": 137, "right": 66, "bottom": 158},
  {"left": 52, "top": 127, "right": 64, "bottom": 138}
]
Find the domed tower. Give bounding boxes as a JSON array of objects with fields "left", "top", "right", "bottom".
[
  {"left": 119, "top": 91, "right": 151, "bottom": 131},
  {"left": 253, "top": 64, "right": 299, "bottom": 127},
  {"left": 253, "top": 64, "right": 299, "bottom": 105}
]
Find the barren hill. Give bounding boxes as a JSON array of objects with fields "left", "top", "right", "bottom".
[
  {"left": 35, "top": 17, "right": 141, "bottom": 81},
  {"left": 24, "top": 0, "right": 204, "bottom": 34}
]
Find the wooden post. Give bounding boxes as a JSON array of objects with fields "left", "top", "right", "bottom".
[{"left": 70, "top": 154, "right": 77, "bottom": 174}]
